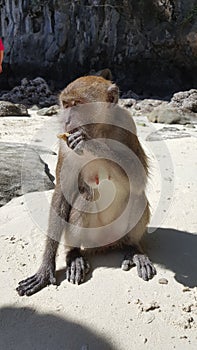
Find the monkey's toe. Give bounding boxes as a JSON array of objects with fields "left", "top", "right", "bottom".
[
  {"left": 16, "top": 268, "right": 56, "bottom": 296},
  {"left": 121, "top": 258, "right": 135, "bottom": 271},
  {"left": 66, "top": 255, "right": 90, "bottom": 285},
  {"left": 133, "top": 254, "right": 156, "bottom": 281}
]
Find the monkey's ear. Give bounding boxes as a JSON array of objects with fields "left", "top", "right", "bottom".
[
  {"left": 97, "top": 68, "right": 112, "bottom": 81},
  {"left": 107, "top": 84, "right": 119, "bottom": 103}
]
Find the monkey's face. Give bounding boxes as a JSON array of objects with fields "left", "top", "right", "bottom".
[
  {"left": 60, "top": 76, "right": 119, "bottom": 108},
  {"left": 60, "top": 75, "right": 119, "bottom": 137}
]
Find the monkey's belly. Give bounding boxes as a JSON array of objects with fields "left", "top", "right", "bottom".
[{"left": 66, "top": 177, "right": 136, "bottom": 249}]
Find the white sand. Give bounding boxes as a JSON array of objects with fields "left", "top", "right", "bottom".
[{"left": 0, "top": 110, "right": 197, "bottom": 349}]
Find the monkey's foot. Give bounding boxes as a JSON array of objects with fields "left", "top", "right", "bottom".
[
  {"left": 16, "top": 265, "right": 56, "bottom": 296},
  {"left": 66, "top": 249, "right": 90, "bottom": 284},
  {"left": 67, "top": 129, "right": 88, "bottom": 154},
  {"left": 121, "top": 253, "right": 156, "bottom": 281}
]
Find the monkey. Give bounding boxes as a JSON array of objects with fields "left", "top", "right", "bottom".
[{"left": 16, "top": 73, "right": 156, "bottom": 296}]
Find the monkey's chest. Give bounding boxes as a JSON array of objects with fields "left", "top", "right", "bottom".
[{"left": 67, "top": 175, "right": 131, "bottom": 248}]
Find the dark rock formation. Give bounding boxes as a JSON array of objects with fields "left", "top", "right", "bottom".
[
  {"left": 0, "top": 77, "right": 57, "bottom": 107},
  {"left": 0, "top": 101, "right": 29, "bottom": 116},
  {"left": 0, "top": 142, "right": 55, "bottom": 206},
  {"left": 0, "top": 1, "right": 197, "bottom": 96}
]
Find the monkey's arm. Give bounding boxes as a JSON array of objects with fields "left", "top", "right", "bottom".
[{"left": 17, "top": 187, "right": 70, "bottom": 296}]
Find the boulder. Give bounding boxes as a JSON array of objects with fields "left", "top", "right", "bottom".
[
  {"left": 0, "top": 142, "right": 55, "bottom": 206},
  {"left": 37, "top": 105, "right": 60, "bottom": 116},
  {"left": 0, "top": 101, "right": 29, "bottom": 117},
  {"left": 171, "top": 89, "right": 197, "bottom": 113},
  {"left": 147, "top": 106, "right": 193, "bottom": 124}
]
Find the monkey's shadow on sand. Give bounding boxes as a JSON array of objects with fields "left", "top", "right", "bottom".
[
  {"left": 0, "top": 306, "right": 114, "bottom": 350},
  {"left": 56, "top": 228, "right": 197, "bottom": 288}
]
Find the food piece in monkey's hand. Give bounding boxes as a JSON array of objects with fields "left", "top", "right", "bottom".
[{"left": 57, "top": 132, "right": 70, "bottom": 142}]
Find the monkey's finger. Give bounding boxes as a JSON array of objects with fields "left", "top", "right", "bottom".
[
  {"left": 68, "top": 130, "right": 83, "bottom": 143},
  {"left": 25, "top": 279, "right": 48, "bottom": 296},
  {"left": 133, "top": 255, "right": 143, "bottom": 278},
  {"left": 49, "top": 272, "right": 56, "bottom": 285},
  {"left": 66, "top": 266, "right": 71, "bottom": 282},
  {"left": 75, "top": 258, "right": 84, "bottom": 284},
  {"left": 121, "top": 258, "right": 134, "bottom": 271},
  {"left": 141, "top": 265, "right": 149, "bottom": 281},
  {"left": 17, "top": 277, "right": 47, "bottom": 296},
  {"left": 70, "top": 260, "right": 76, "bottom": 284},
  {"left": 84, "top": 260, "right": 90, "bottom": 274},
  {"left": 69, "top": 136, "right": 83, "bottom": 149},
  {"left": 17, "top": 274, "right": 37, "bottom": 286},
  {"left": 151, "top": 264, "right": 157, "bottom": 276}
]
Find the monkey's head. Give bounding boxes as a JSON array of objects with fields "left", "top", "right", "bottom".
[{"left": 59, "top": 75, "right": 119, "bottom": 109}]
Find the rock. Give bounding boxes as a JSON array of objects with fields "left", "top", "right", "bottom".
[
  {"left": 127, "top": 99, "right": 166, "bottom": 117},
  {"left": 146, "top": 127, "right": 191, "bottom": 141},
  {"left": 0, "top": 101, "right": 29, "bottom": 117},
  {"left": 142, "top": 302, "right": 160, "bottom": 312},
  {"left": 182, "top": 287, "right": 191, "bottom": 292},
  {"left": 171, "top": 89, "right": 197, "bottom": 113},
  {"left": 182, "top": 305, "right": 192, "bottom": 313},
  {"left": 119, "top": 99, "right": 137, "bottom": 108},
  {"left": 37, "top": 105, "right": 60, "bottom": 116},
  {"left": 29, "top": 105, "right": 40, "bottom": 111},
  {"left": 0, "top": 142, "right": 55, "bottom": 206},
  {"left": 159, "top": 278, "right": 169, "bottom": 285},
  {"left": 1, "top": 2, "right": 197, "bottom": 96},
  {"left": 147, "top": 106, "right": 191, "bottom": 124},
  {"left": 0, "top": 78, "right": 58, "bottom": 108},
  {"left": 146, "top": 315, "right": 155, "bottom": 324}
]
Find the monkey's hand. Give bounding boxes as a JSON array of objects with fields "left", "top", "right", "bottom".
[
  {"left": 66, "top": 248, "right": 90, "bottom": 284},
  {"left": 122, "top": 252, "right": 156, "bottom": 281},
  {"left": 67, "top": 129, "right": 89, "bottom": 154},
  {"left": 16, "top": 263, "right": 56, "bottom": 296}
]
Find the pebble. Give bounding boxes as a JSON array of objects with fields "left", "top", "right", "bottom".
[
  {"left": 146, "top": 315, "right": 155, "bottom": 324},
  {"left": 142, "top": 302, "right": 160, "bottom": 312},
  {"left": 182, "top": 305, "right": 192, "bottom": 313},
  {"left": 159, "top": 278, "right": 168, "bottom": 285}
]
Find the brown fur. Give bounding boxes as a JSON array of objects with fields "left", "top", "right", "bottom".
[{"left": 16, "top": 74, "right": 155, "bottom": 296}]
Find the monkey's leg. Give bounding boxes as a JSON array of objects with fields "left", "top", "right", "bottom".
[
  {"left": 65, "top": 248, "right": 90, "bottom": 285},
  {"left": 16, "top": 190, "right": 69, "bottom": 296},
  {"left": 16, "top": 238, "right": 58, "bottom": 296},
  {"left": 121, "top": 245, "right": 156, "bottom": 281}
]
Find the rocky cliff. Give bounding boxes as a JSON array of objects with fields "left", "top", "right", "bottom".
[{"left": 0, "top": 0, "right": 197, "bottom": 96}]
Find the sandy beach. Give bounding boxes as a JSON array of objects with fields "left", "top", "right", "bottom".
[{"left": 0, "top": 109, "right": 196, "bottom": 349}]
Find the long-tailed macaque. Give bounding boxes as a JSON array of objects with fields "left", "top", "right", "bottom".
[{"left": 17, "top": 73, "right": 156, "bottom": 296}]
